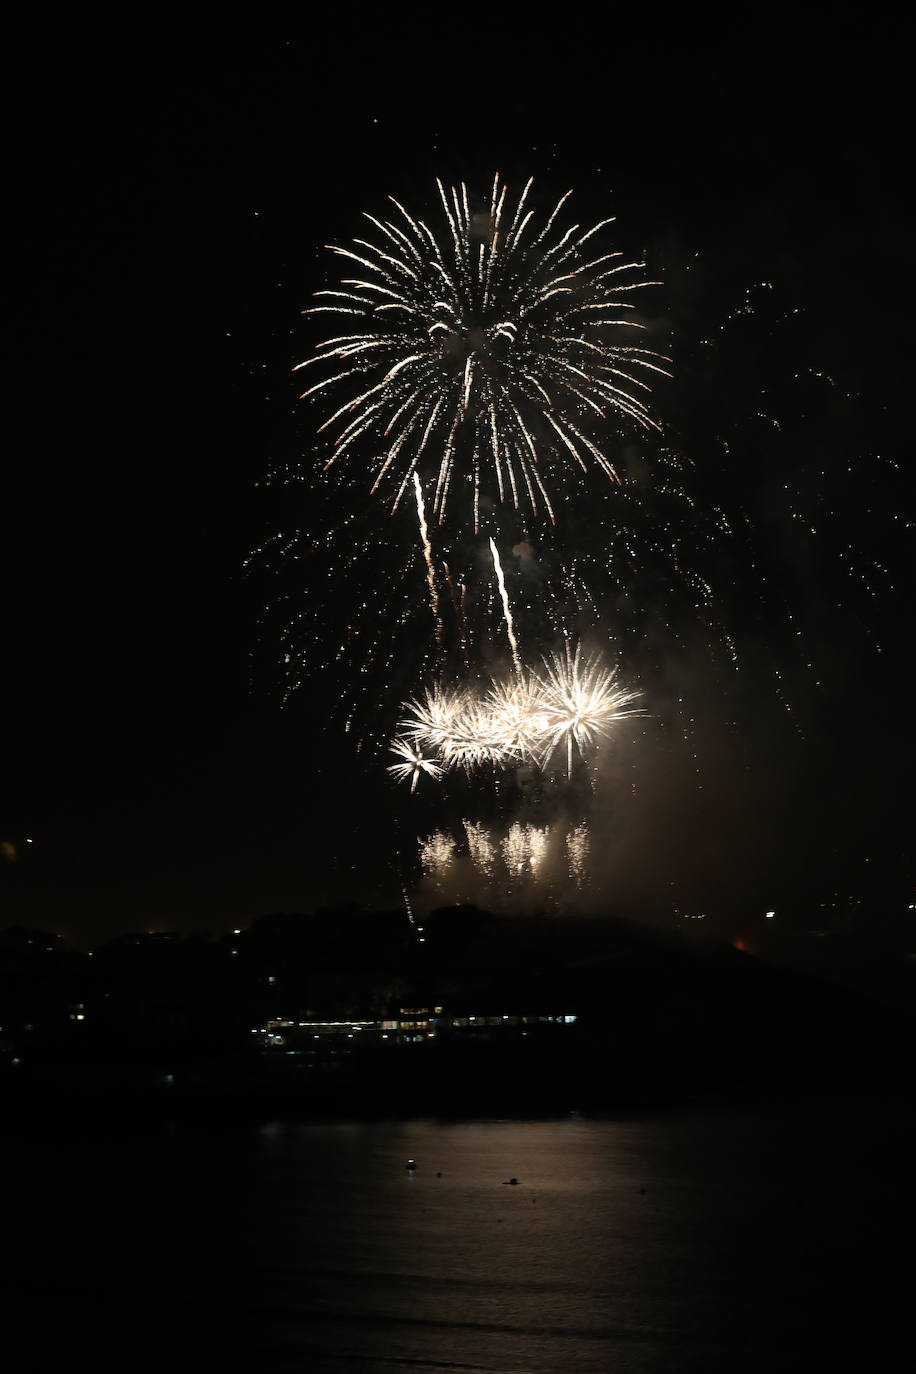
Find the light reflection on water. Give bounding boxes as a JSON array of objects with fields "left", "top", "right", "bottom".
[{"left": 3, "top": 1092, "right": 914, "bottom": 1372}]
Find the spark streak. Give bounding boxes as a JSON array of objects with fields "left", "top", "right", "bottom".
[
  {"left": 413, "top": 472, "right": 442, "bottom": 645},
  {"left": 490, "top": 538, "right": 521, "bottom": 674}
]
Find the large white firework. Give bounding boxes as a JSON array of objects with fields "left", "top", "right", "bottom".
[{"left": 297, "top": 175, "right": 669, "bottom": 528}]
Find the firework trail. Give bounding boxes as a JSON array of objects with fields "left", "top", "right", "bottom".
[
  {"left": 400, "top": 879, "right": 416, "bottom": 928},
  {"left": 413, "top": 472, "right": 442, "bottom": 646},
  {"left": 297, "top": 175, "right": 668, "bottom": 525},
  {"left": 489, "top": 537, "right": 521, "bottom": 674}
]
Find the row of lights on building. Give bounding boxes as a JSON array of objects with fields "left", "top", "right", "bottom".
[{"left": 682, "top": 911, "right": 776, "bottom": 921}]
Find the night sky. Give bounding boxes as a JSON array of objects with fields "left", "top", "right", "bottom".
[{"left": 3, "top": 14, "right": 912, "bottom": 946}]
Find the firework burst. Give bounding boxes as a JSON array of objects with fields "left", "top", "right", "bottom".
[
  {"left": 392, "top": 645, "right": 641, "bottom": 783},
  {"left": 386, "top": 737, "right": 443, "bottom": 793},
  {"left": 297, "top": 176, "right": 669, "bottom": 529},
  {"left": 534, "top": 643, "right": 642, "bottom": 775}
]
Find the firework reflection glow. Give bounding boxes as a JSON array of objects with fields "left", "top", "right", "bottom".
[
  {"left": 499, "top": 823, "right": 550, "bottom": 880},
  {"left": 463, "top": 820, "right": 496, "bottom": 875},
  {"left": 566, "top": 822, "right": 589, "bottom": 888},
  {"left": 418, "top": 830, "right": 456, "bottom": 879},
  {"left": 418, "top": 820, "right": 591, "bottom": 891}
]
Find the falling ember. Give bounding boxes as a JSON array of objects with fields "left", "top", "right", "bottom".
[{"left": 490, "top": 537, "right": 521, "bottom": 675}]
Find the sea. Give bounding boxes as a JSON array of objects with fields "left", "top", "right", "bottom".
[{"left": 3, "top": 1085, "right": 914, "bottom": 1372}]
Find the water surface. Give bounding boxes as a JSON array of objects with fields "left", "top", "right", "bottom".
[{"left": 4, "top": 1088, "right": 913, "bottom": 1371}]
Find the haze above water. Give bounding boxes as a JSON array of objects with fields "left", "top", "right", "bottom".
[{"left": 5, "top": 1089, "right": 914, "bottom": 1371}]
